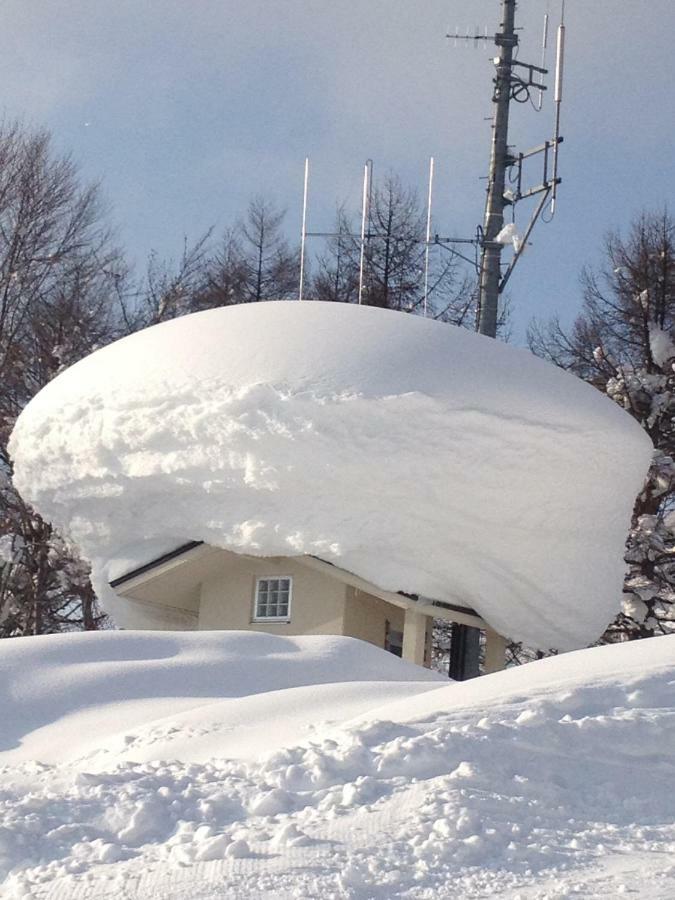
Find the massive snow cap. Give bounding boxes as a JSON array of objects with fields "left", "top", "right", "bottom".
[{"left": 10, "top": 301, "right": 652, "bottom": 649}]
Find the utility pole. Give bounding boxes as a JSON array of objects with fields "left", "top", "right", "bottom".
[
  {"left": 478, "top": 0, "right": 518, "bottom": 337},
  {"left": 450, "top": 0, "right": 566, "bottom": 680},
  {"left": 450, "top": 0, "right": 518, "bottom": 682}
]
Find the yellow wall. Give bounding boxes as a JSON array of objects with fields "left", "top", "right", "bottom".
[
  {"left": 118, "top": 547, "right": 424, "bottom": 658},
  {"left": 198, "top": 555, "right": 346, "bottom": 635},
  {"left": 125, "top": 579, "right": 200, "bottom": 615},
  {"left": 343, "top": 587, "right": 405, "bottom": 649}
]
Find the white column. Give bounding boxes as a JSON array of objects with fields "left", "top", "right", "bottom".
[
  {"left": 402, "top": 608, "right": 428, "bottom": 667},
  {"left": 484, "top": 628, "right": 507, "bottom": 674}
]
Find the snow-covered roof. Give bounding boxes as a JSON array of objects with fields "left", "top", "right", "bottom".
[{"left": 9, "top": 301, "right": 652, "bottom": 649}]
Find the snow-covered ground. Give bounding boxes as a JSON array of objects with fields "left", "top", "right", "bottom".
[
  {"left": 2, "top": 631, "right": 675, "bottom": 899},
  {"left": 10, "top": 302, "right": 652, "bottom": 650}
]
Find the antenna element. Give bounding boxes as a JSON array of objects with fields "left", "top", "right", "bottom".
[{"left": 299, "top": 157, "right": 309, "bottom": 301}]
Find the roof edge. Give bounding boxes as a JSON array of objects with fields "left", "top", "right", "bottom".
[{"left": 109, "top": 541, "right": 204, "bottom": 588}]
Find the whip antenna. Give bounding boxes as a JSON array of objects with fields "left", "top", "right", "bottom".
[
  {"left": 423, "top": 157, "right": 435, "bottom": 317},
  {"left": 550, "top": 1, "right": 566, "bottom": 215},
  {"left": 357, "top": 161, "right": 372, "bottom": 305},
  {"left": 537, "top": 12, "right": 550, "bottom": 110},
  {"left": 298, "top": 157, "right": 309, "bottom": 300}
]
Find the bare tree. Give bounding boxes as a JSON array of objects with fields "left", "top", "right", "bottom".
[
  {"left": 192, "top": 227, "right": 249, "bottom": 311},
  {"left": 141, "top": 232, "right": 212, "bottom": 325},
  {"left": 0, "top": 125, "right": 126, "bottom": 422},
  {"left": 312, "top": 174, "right": 474, "bottom": 324},
  {"left": 240, "top": 197, "right": 299, "bottom": 302},
  {"left": 529, "top": 212, "right": 675, "bottom": 384},
  {"left": 189, "top": 198, "right": 299, "bottom": 310},
  {"left": 0, "top": 121, "right": 127, "bottom": 637}
]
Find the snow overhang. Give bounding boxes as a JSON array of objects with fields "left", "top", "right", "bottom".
[{"left": 9, "top": 301, "right": 653, "bottom": 650}]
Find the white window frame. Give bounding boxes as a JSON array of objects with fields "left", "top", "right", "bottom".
[{"left": 253, "top": 576, "right": 293, "bottom": 623}]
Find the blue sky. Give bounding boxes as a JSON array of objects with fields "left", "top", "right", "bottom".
[{"left": 2, "top": 1, "right": 673, "bottom": 343}]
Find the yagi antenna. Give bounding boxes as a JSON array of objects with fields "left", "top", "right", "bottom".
[{"left": 449, "top": 24, "right": 491, "bottom": 49}]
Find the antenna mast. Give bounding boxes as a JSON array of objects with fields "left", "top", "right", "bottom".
[
  {"left": 478, "top": 0, "right": 517, "bottom": 338},
  {"left": 457, "top": 0, "right": 566, "bottom": 337}
]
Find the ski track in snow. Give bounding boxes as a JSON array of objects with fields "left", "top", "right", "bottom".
[{"left": 2, "top": 638, "right": 675, "bottom": 898}]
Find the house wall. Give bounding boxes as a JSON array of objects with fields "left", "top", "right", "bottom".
[
  {"left": 343, "top": 587, "right": 406, "bottom": 650},
  {"left": 116, "top": 547, "right": 441, "bottom": 667},
  {"left": 198, "top": 555, "right": 347, "bottom": 635},
  {"left": 124, "top": 579, "right": 200, "bottom": 614},
  {"left": 120, "top": 578, "right": 201, "bottom": 630}
]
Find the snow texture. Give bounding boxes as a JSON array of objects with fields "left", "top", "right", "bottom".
[
  {"left": 0, "top": 534, "right": 14, "bottom": 564},
  {"left": 649, "top": 323, "right": 675, "bottom": 368},
  {"left": 2, "top": 630, "right": 675, "bottom": 898},
  {"left": 9, "top": 301, "right": 652, "bottom": 649},
  {"left": 495, "top": 221, "right": 522, "bottom": 252}
]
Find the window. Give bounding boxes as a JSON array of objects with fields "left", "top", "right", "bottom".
[{"left": 253, "top": 576, "right": 292, "bottom": 622}]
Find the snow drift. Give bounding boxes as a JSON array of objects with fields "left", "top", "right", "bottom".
[
  {"left": 2, "top": 631, "right": 675, "bottom": 898},
  {"left": 0, "top": 631, "right": 442, "bottom": 767},
  {"left": 9, "top": 301, "right": 652, "bottom": 649}
]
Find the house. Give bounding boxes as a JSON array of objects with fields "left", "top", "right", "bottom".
[
  {"left": 109, "top": 541, "right": 509, "bottom": 673},
  {"left": 10, "top": 301, "right": 652, "bottom": 667}
]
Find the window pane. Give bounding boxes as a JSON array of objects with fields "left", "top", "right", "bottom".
[{"left": 256, "top": 577, "right": 291, "bottom": 618}]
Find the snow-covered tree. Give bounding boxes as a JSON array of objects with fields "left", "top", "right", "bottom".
[
  {"left": 529, "top": 211, "right": 675, "bottom": 642},
  {"left": 0, "top": 465, "right": 104, "bottom": 635},
  {"left": 602, "top": 373, "right": 675, "bottom": 640}
]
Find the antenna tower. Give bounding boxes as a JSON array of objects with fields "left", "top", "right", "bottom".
[{"left": 456, "top": 0, "right": 566, "bottom": 338}]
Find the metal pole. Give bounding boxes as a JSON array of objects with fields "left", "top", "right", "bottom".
[
  {"left": 299, "top": 157, "right": 309, "bottom": 301},
  {"left": 423, "top": 156, "right": 435, "bottom": 317},
  {"left": 477, "top": 0, "right": 518, "bottom": 338},
  {"left": 358, "top": 162, "right": 370, "bottom": 305}
]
